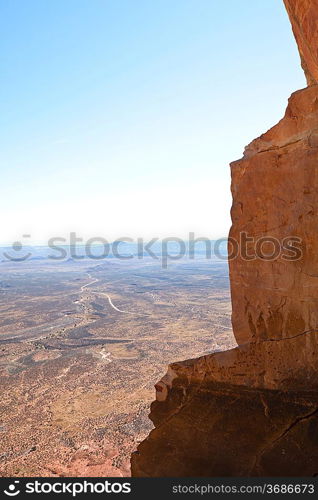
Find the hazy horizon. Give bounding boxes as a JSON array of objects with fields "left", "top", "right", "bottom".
[{"left": 1, "top": 0, "right": 305, "bottom": 245}]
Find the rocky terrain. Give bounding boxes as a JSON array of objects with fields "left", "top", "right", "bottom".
[
  {"left": 131, "top": 0, "right": 318, "bottom": 476},
  {"left": 0, "top": 257, "right": 233, "bottom": 476}
]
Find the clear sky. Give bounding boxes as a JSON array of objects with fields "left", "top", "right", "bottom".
[{"left": 0, "top": 0, "right": 305, "bottom": 245}]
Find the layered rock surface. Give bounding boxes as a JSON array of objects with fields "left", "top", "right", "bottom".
[{"left": 131, "top": 0, "right": 318, "bottom": 476}]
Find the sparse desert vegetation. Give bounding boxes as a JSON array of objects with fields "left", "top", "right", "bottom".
[{"left": 0, "top": 256, "right": 234, "bottom": 476}]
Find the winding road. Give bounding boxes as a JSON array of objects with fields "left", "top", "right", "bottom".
[{"left": 80, "top": 273, "right": 149, "bottom": 316}]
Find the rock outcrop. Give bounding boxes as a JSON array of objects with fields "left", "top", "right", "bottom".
[
  {"left": 131, "top": 0, "right": 318, "bottom": 476},
  {"left": 230, "top": 84, "right": 318, "bottom": 345},
  {"left": 284, "top": 0, "right": 318, "bottom": 85}
]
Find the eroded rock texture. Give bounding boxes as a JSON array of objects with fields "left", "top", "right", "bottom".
[
  {"left": 133, "top": 383, "right": 318, "bottom": 476},
  {"left": 131, "top": 0, "right": 318, "bottom": 476},
  {"left": 230, "top": 84, "right": 318, "bottom": 345},
  {"left": 284, "top": 0, "right": 318, "bottom": 85},
  {"left": 132, "top": 331, "right": 318, "bottom": 476}
]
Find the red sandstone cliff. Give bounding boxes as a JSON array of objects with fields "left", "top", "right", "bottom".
[
  {"left": 131, "top": 0, "right": 318, "bottom": 476},
  {"left": 230, "top": 84, "right": 318, "bottom": 345},
  {"left": 284, "top": 0, "right": 318, "bottom": 85}
]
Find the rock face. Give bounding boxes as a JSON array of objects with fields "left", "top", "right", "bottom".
[
  {"left": 230, "top": 84, "right": 318, "bottom": 345},
  {"left": 133, "top": 383, "right": 318, "bottom": 476},
  {"left": 284, "top": 0, "right": 318, "bottom": 85},
  {"left": 131, "top": 0, "right": 318, "bottom": 476},
  {"left": 132, "top": 331, "right": 318, "bottom": 476}
]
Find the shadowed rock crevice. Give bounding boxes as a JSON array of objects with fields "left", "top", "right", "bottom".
[{"left": 131, "top": 0, "right": 318, "bottom": 476}]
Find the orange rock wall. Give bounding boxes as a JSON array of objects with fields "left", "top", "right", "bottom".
[
  {"left": 284, "top": 0, "right": 318, "bottom": 85},
  {"left": 229, "top": 85, "right": 318, "bottom": 344},
  {"left": 131, "top": 0, "right": 318, "bottom": 477}
]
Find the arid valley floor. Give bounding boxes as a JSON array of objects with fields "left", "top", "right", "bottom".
[{"left": 0, "top": 254, "right": 234, "bottom": 476}]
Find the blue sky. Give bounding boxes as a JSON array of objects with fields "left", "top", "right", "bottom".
[{"left": 0, "top": 0, "right": 305, "bottom": 244}]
